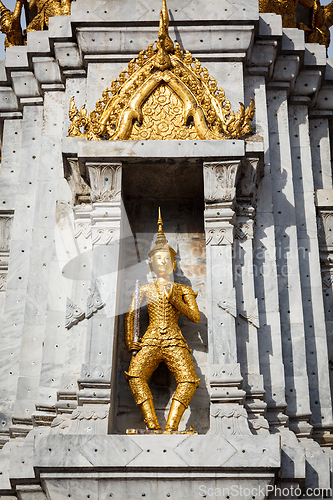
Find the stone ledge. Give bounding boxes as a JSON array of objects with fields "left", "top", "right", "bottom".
[
  {"left": 73, "top": 139, "right": 246, "bottom": 160},
  {"left": 34, "top": 433, "right": 280, "bottom": 469}
]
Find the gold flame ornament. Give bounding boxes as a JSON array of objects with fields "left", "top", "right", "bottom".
[{"left": 68, "top": 0, "right": 255, "bottom": 141}]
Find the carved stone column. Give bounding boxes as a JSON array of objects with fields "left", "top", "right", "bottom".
[
  {"left": 0, "top": 213, "right": 13, "bottom": 297},
  {"left": 203, "top": 160, "right": 250, "bottom": 435},
  {"left": 75, "top": 162, "right": 123, "bottom": 434},
  {"left": 235, "top": 158, "right": 269, "bottom": 435}
]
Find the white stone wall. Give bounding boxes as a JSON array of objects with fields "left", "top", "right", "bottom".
[{"left": 0, "top": 0, "right": 332, "bottom": 497}]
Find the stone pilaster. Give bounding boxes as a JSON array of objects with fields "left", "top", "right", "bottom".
[
  {"left": 203, "top": 160, "right": 250, "bottom": 435},
  {"left": 244, "top": 74, "right": 289, "bottom": 434},
  {"left": 267, "top": 90, "right": 312, "bottom": 438},
  {"left": 75, "top": 162, "right": 123, "bottom": 433},
  {"left": 235, "top": 158, "right": 269, "bottom": 435},
  {"left": 289, "top": 104, "right": 333, "bottom": 443}
]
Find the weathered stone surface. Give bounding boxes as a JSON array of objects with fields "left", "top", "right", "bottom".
[{"left": 0, "top": 0, "right": 332, "bottom": 496}]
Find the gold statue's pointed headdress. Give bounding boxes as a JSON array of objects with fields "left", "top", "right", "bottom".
[{"left": 148, "top": 207, "right": 176, "bottom": 260}]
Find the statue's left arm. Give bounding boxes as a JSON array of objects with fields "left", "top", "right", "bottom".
[{"left": 167, "top": 285, "right": 201, "bottom": 323}]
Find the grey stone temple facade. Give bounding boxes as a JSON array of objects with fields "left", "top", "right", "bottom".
[{"left": 0, "top": 0, "right": 333, "bottom": 498}]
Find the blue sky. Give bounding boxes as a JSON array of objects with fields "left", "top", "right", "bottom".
[{"left": 0, "top": 1, "right": 332, "bottom": 61}]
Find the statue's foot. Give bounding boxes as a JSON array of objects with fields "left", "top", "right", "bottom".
[
  {"left": 140, "top": 399, "right": 161, "bottom": 431},
  {"left": 146, "top": 422, "right": 162, "bottom": 431},
  {"left": 164, "top": 400, "right": 186, "bottom": 432}
]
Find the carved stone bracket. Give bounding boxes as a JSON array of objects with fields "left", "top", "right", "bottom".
[
  {"left": 64, "top": 157, "right": 91, "bottom": 205},
  {"left": 204, "top": 161, "right": 241, "bottom": 204},
  {"left": 86, "top": 286, "right": 105, "bottom": 319},
  {"left": 248, "top": 416, "right": 270, "bottom": 435},
  {"left": 65, "top": 298, "right": 85, "bottom": 329},
  {"left": 87, "top": 163, "right": 122, "bottom": 203},
  {"left": 203, "top": 161, "right": 241, "bottom": 246}
]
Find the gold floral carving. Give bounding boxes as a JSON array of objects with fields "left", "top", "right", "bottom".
[
  {"left": 68, "top": 0, "right": 255, "bottom": 141},
  {"left": 129, "top": 84, "right": 200, "bottom": 141}
]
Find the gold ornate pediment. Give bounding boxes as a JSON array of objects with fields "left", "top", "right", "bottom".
[{"left": 68, "top": 0, "right": 255, "bottom": 141}]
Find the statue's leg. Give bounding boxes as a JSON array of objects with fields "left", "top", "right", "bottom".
[
  {"left": 163, "top": 346, "right": 200, "bottom": 432},
  {"left": 125, "top": 345, "right": 162, "bottom": 430}
]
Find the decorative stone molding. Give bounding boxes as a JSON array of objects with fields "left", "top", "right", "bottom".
[
  {"left": 77, "top": 365, "right": 112, "bottom": 406},
  {"left": 80, "top": 364, "right": 111, "bottom": 382},
  {"left": 203, "top": 161, "right": 240, "bottom": 203},
  {"left": 217, "top": 289, "right": 237, "bottom": 318},
  {"left": 0, "top": 213, "right": 13, "bottom": 252},
  {"left": 64, "top": 157, "right": 91, "bottom": 205},
  {"left": 322, "top": 270, "right": 333, "bottom": 291},
  {"left": 0, "top": 271, "right": 7, "bottom": 291},
  {"left": 317, "top": 210, "right": 333, "bottom": 245},
  {"left": 248, "top": 416, "right": 270, "bottom": 435},
  {"left": 91, "top": 227, "right": 115, "bottom": 245},
  {"left": 65, "top": 298, "right": 85, "bottom": 329},
  {"left": 209, "top": 364, "right": 246, "bottom": 405},
  {"left": 235, "top": 220, "right": 253, "bottom": 240},
  {"left": 0, "top": 212, "right": 13, "bottom": 291},
  {"left": 205, "top": 228, "right": 226, "bottom": 246},
  {"left": 55, "top": 389, "right": 78, "bottom": 415},
  {"left": 74, "top": 220, "right": 92, "bottom": 240},
  {"left": 86, "top": 286, "right": 105, "bottom": 319},
  {"left": 239, "top": 301, "right": 260, "bottom": 328},
  {"left": 87, "top": 163, "right": 122, "bottom": 203},
  {"left": 210, "top": 403, "right": 252, "bottom": 436},
  {"left": 51, "top": 407, "right": 109, "bottom": 435}
]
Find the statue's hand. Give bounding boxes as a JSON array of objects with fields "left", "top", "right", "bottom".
[
  {"left": 129, "top": 341, "right": 142, "bottom": 352},
  {"left": 165, "top": 283, "right": 174, "bottom": 301}
]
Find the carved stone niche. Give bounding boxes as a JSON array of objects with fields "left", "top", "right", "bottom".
[{"left": 64, "top": 157, "right": 91, "bottom": 205}]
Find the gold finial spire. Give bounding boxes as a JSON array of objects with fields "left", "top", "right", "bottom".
[
  {"left": 155, "top": 0, "right": 174, "bottom": 70},
  {"left": 155, "top": 206, "right": 168, "bottom": 246},
  {"left": 148, "top": 208, "right": 176, "bottom": 259},
  {"left": 157, "top": 206, "right": 163, "bottom": 232}
]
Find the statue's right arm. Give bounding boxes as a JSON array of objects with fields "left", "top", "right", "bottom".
[{"left": 124, "top": 290, "right": 143, "bottom": 352}]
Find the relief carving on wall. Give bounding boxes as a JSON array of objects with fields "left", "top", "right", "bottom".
[
  {"left": 203, "top": 162, "right": 240, "bottom": 203},
  {"left": 68, "top": 0, "right": 255, "bottom": 142},
  {"left": 87, "top": 163, "right": 122, "bottom": 203},
  {"left": 0, "top": 213, "right": 13, "bottom": 292}
]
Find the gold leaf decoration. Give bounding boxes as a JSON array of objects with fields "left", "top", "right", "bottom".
[{"left": 68, "top": 0, "right": 255, "bottom": 141}]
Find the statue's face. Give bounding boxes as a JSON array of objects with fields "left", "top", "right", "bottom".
[{"left": 151, "top": 249, "right": 175, "bottom": 277}]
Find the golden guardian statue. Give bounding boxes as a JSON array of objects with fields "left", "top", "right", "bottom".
[{"left": 125, "top": 209, "right": 200, "bottom": 432}]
